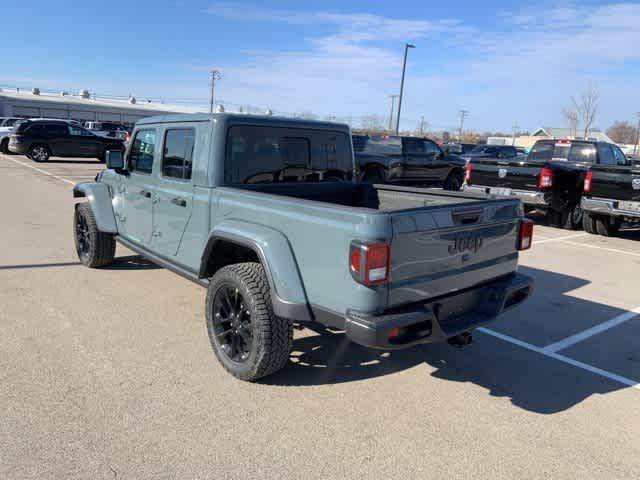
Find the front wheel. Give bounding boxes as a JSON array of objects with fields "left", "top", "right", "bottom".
[
  {"left": 205, "top": 263, "right": 293, "bottom": 381},
  {"left": 74, "top": 203, "right": 116, "bottom": 267}
]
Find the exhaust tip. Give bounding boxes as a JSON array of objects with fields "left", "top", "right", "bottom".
[{"left": 447, "top": 332, "right": 473, "bottom": 348}]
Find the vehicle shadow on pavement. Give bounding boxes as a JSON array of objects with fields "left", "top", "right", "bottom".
[
  {"left": 0, "top": 261, "right": 81, "bottom": 270},
  {"left": 102, "top": 255, "right": 161, "bottom": 270},
  {"left": 262, "top": 266, "right": 630, "bottom": 414},
  {"left": 39, "top": 159, "right": 103, "bottom": 165}
]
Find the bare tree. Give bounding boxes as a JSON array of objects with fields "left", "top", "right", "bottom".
[
  {"left": 606, "top": 121, "right": 637, "bottom": 144},
  {"left": 571, "top": 83, "right": 599, "bottom": 138},
  {"left": 360, "top": 114, "right": 386, "bottom": 133}
]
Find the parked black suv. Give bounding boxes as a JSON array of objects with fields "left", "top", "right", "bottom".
[
  {"left": 354, "top": 134, "right": 466, "bottom": 190},
  {"left": 9, "top": 119, "right": 124, "bottom": 162}
]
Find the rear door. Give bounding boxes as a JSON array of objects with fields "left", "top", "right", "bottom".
[
  {"left": 68, "top": 124, "right": 102, "bottom": 157},
  {"left": 153, "top": 126, "right": 197, "bottom": 257},
  {"left": 387, "top": 199, "right": 522, "bottom": 308}
]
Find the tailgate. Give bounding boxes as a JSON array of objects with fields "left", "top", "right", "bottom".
[
  {"left": 470, "top": 159, "right": 540, "bottom": 191},
  {"left": 388, "top": 199, "right": 521, "bottom": 308},
  {"left": 590, "top": 165, "right": 640, "bottom": 202}
]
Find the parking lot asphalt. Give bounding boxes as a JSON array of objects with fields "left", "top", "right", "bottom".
[{"left": 1, "top": 153, "right": 639, "bottom": 479}]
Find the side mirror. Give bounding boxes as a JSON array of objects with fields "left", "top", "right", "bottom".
[{"left": 105, "top": 150, "right": 125, "bottom": 170}]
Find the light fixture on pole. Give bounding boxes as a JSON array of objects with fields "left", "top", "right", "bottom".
[{"left": 395, "top": 43, "right": 415, "bottom": 135}]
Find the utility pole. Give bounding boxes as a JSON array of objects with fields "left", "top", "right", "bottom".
[
  {"left": 420, "top": 116, "right": 425, "bottom": 136},
  {"left": 458, "top": 110, "right": 469, "bottom": 141},
  {"left": 512, "top": 121, "right": 520, "bottom": 145},
  {"left": 395, "top": 43, "right": 415, "bottom": 135},
  {"left": 635, "top": 112, "right": 640, "bottom": 156},
  {"left": 387, "top": 94, "right": 399, "bottom": 132},
  {"left": 209, "top": 69, "right": 221, "bottom": 113}
]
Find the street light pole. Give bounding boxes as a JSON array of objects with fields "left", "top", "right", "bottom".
[
  {"left": 387, "top": 94, "right": 399, "bottom": 132},
  {"left": 395, "top": 43, "right": 415, "bottom": 135}
]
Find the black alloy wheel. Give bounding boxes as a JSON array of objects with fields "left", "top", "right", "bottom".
[
  {"left": 211, "top": 285, "right": 253, "bottom": 363},
  {"left": 75, "top": 208, "right": 92, "bottom": 261}
]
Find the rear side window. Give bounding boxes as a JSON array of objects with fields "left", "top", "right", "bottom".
[
  {"left": 129, "top": 129, "right": 157, "bottom": 174},
  {"left": 46, "top": 124, "right": 70, "bottom": 137},
  {"left": 612, "top": 146, "right": 628, "bottom": 165},
  {"left": 568, "top": 143, "right": 597, "bottom": 163},
  {"left": 355, "top": 136, "right": 402, "bottom": 155},
  {"left": 597, "top": 144, "right": 615, "bottom": 165},
  {"left": 225, "top": 126, "right": 352, "bottom": 184},
  {"left": 162, "top": 128, "right": 195, "bottom": 180},
  {"left": 403, "top": 138, "right": 425, "bottom": 154}
]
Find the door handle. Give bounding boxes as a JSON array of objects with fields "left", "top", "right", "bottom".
[
  {"left": 140, "top": 190, "right": 151, "bottom": 198},
  {"left": 171, "top": 197, "right": 187, "bottom": 207}
]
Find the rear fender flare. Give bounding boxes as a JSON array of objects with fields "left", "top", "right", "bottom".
[
  {"left": 72, "top": 182, "right": 118, "bottom": 233},
  {"left": 200, "top": 220, "right": 312, "bottom": 321}
]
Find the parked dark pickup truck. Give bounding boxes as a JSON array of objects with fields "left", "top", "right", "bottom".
[
  {"left": 353, "top": 134, "right": 467, "bottom": 190},
  {"left": 582, "top": 162, "right": 640, "bottom": 236},
  {"left": 464, "top": 139, "right": 630, "bottom": 229}
]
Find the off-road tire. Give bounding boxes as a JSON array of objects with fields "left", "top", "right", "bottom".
[
  {"left": 28, "top": 144, "right": 50, "bottom": 162},
  {"left": 206, "top": 262, "right": 293, "bottom": 381},
  {"left": 583, "top": 212, "right": 597, "bottom": 234},
  {"left": 595, "top": 216, "right": 620, "bottom": 237},
  {"left": 73, "top": 202, "right": 116, "bottom": 268},
  {"left": 443, "top": 171, "right": 463, "bottom": 191},
  {"left": 563, "top": 202, "right": 583, "bottom": 230},
  {"left": 545, "top": 209, "right": 564, "bottom": 228},
  {"left": 361, "top": 168, "right": 384, "bottom": 184}
]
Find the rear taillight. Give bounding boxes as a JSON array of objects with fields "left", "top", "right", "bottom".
[
  {"left": 583, "top": 170, "right": 593, "bottom": 193},
  {"left": 537, "top": 167, "right": 554, "bottom": 189},
  {"left": 349, "top": 241, "right": 390, "bottom": 286},
  {"left": 517, "top": 219, "right": 534, "bottom": 251},
  {"left": 464, "top": 162, "right": 472, "bottom": 184}
]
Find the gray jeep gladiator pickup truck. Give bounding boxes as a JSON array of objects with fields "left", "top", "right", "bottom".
[{"left": 72, "top": 113, "right": 534, "bottom": 381}]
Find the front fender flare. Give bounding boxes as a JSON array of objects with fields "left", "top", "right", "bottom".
[
  {"left": 200, "top": 220, "right": 312, "bottom": 321},
  {"left": 73, "top": 182, "right": 118, "bottom": 233}
]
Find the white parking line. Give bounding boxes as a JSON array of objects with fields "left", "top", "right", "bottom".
[
  {"left": 558, "top": 240, "right": 640, "bottom": 258},
  {"left": 0, "top": 154, "right": 75, "bottom": 185},
  {"left": 543, "top": 307, "right": 640, "bottom": 353},
  {"left": 478, "top": 327, "right": 640, "bottom": 390},
  {"left": 533, "top": 233, "right": 588, "bottom": 244}
]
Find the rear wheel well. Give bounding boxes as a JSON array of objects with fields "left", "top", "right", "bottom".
[{"left": 200, "top": 239, "right": 260, "bottom": 279}]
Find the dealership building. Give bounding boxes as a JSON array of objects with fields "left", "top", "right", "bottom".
[{"left": 0, "top": 87, "right": 200, "bottom": 126}]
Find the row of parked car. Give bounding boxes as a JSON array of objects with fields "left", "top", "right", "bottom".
[
  {"left": 352, "top": 132, "right": 638, "bottom": 238},
  {"left": 0, "top": 117, "right": 127, "bottom": 161}
]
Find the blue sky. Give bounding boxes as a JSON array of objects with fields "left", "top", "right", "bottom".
[{"left": 2, "top": 1, "right": 640, "bottom": 132}]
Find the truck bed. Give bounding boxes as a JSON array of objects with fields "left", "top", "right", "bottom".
[
  {"left": 234, "top": 182, "right": 490, "bottom": 212},
  {"left": 218, "top": 182, "right": 523, "bottom": 314}
]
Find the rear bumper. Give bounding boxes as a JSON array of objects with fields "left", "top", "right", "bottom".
[
  {"left": 463, "top": 184, "right": 548, "bottom": 207},
  {"left": 582, "top": 196, "right": 640, "bottom": 219},
  {"left": 344, "top": 273, "right": 533, "bottom": 349},
  {"left": 8, "top": 139, "right": 27, "bottom": 154}
]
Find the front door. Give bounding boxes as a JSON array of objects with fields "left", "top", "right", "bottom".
[
  {"left": 153, "top": 127, "right": 196, "bottom": 258},
  {"left": 120, "top": 129, "right": 158, "bottom": 246}
]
